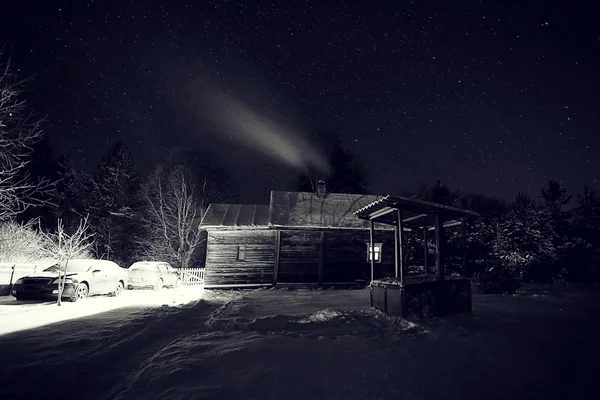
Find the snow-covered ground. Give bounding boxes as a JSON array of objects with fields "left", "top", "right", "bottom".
[
  {"left": 0, "top": 287, "right": 207, "bottom": 336},
  {"left": 0, "top": 286, "right": 599, "bottom": 400}
]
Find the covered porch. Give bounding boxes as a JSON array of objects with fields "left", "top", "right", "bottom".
[{"left": 354, "top": 195, "right": 480, "bottom": 318}]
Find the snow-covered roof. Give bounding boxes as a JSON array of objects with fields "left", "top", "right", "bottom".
[
  {"left": 201, "top": 191, "right": 392, "bottom": 229},
  {"left": 269, "top": 191, "right": 384, "bottom": 229},
  {"left": 201, "top": 204, "right": 270, "bottom": 228},
  {"left": 201, "top": 190, "right": 481, "bottom": 231}
]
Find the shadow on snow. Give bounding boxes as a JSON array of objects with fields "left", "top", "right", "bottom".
[{"left": 0, "top": 287, "right": 599, "bottom": 400}]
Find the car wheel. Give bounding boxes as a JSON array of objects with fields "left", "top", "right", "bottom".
[
  {"left": 154, "top": 278, "right": 163, "bottom": 291},
  {"left": 112, "top": 281, "right": 124, "bottom": 297},
  {"left": 174, "top": 278, "right": 181, "bottom": 289},
  {"left": 70, "top": 283, "right": 89, "bottom": 302}
]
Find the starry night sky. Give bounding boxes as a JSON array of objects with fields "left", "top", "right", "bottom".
[{"left": 2, "top": 0, "right": 599, "bottom": 204}]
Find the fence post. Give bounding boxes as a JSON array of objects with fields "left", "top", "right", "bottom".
[{"left": 8, "top": 264, "right": 16, "bottom": 290}]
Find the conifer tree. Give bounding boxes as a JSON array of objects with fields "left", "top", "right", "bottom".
[
  {"left": 87, "top": 142, "right": 141, "bottom": 265},
  {"left": 53, "top": 154, "right": 87, "bottom": 233}
]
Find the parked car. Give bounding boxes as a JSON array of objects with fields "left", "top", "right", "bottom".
[
  {"left": 11, "top": 259, "right": 128, "bottom": 302},
  {"left": 127, "top": 262, "right": 180, "bottom": 290}
]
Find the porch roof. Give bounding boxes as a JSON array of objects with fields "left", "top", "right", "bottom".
[{"left": 354, "top": 195, "right": 480, "bottom": 230}]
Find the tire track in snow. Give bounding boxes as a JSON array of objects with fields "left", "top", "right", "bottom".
[{"left": 0, "top": 299, "right": 224, "bottom": 400}]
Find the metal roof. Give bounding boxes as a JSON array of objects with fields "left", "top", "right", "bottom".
[
  {"left": 200, "top": 193, "right": 480, "bottom": 231},
  {"left": 201, "top": 204, "right": 270, "bottom": 228},
  {"left": 269, "top": 191, "right": 387, "bottom": 229},
  {"left": 354, "top": 195, "right": 480, "bottom": 230}
]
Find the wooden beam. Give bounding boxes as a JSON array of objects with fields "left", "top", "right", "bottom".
[
  {"left": 426, "top": 220, "right": 463, "bottom": 231},
  {"left": 273, "top": 230, "right": 281, "bottom": 285},
  {"left": 369, "top": 219, "right": 375, "bottom": 283},
  {"left": 391, "top": 196, "right": 480, "bottom": 217},
  {"left": 370, "top": 210, "right": 427, "bottom": 226},
  {"left": 434, "top": 213, "right": 445, "bottom": 281},
  {"left": 394, "top": 219, "right": 400, "bottom": 278},
  {"left": 461, "top": 217, "right": 468, "bottom": 277},
  {"left": 403, "top": 213, "right": 428, "bottom": 223},
  {"left": 318, "top": 231, "right": 325, "bottom": 285},
  {"left": 423, "top": 229, "right": 428, "bottom": 274},
  {"left": 370, "top": 219, "right": 415, "bottom": 231},
  {"left": 397, "top": 209, "right": 405, "bottom": 283},
  {"left": 369, "top": 206, "right": 397, "bottom": 220}
]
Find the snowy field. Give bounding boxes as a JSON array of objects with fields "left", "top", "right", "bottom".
[{"left": 0, "top": 285, "right": 599, "bottom": 400}]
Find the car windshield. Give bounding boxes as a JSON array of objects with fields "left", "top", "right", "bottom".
[
  {"left": 43, "top": 260, "right": 95, "bottom": 273},
  {"left": 130, "top": 263, "right": 158, "bottom": 271}
]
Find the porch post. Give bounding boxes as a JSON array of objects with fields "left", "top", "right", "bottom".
[
  {"left": 369, "top": 219, "right": 375, "bottom": 283},
  {"left": 434, "top": 213, "right": 445, "bottom": 281},
  {"left": 273, "top": 230, "right": 281, "bottom": 285},
  {"left": 461, "top": 217, "right": 468, "bottom": 277},
  {"left": 422, "top": 229, "right": 428, "bottom": 275},
  {"left": 394, "top": 216, "right": 399, "bottom": 278},
  {"left": 395, "top": 209, "right": 404, "bottom": 283},
  {"left": 318, "top": 231, "right": 325, "bottom": 285}
]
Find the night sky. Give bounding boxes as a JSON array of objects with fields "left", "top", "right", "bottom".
[{"left": 2, "top": 0, "right": 599, "bottom": 204}]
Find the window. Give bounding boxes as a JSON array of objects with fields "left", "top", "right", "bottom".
[
  {"left": 366, "top": 243, "right": 382, "bottom": 262},
  {"left": 237, "top": 244, "right": 246, "bottom": 261}
]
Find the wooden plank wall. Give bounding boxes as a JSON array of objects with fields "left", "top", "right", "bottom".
[
  {"left": 278, "top": 231, "right": 321, "bottom": 283},
  {"left": 205, "top": 228, "right": 396, "bottom": 286},
  {"left": 204, "top": 230, "right": 276, "bottom": 285},
  {"left": 323, "top": 230, "right": 395, "bottom": 283}
]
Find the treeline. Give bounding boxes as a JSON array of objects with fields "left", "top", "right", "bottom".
[
  {"left": 0, "top": 50, "right": 237, "bottom": 270},
  {"left": 16, "top": 143, "right": 234, "bottom": 269},
  {"left": 412, "top": 180, "right": 600, "bottom": 292}
]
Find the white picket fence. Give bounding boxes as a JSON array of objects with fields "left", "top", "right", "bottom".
[
  {"left": 0, "top": 262, "right": 55, "bottom": 285},
  {"left": 178, "top": 268, "right": 205, "bottom": 286}
]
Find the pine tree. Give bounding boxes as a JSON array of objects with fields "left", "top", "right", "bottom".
[
  {"left": 53, "top": 154, "right": 88, "bottom": 233},
  {"left": 460, "top": 193, "right": 507, "bottom": 217},
  {"left": 416, "top": 180, "right": 461, "bottom": 206},
  {"left": 560, "top": 184, "right": 600, "bottom": 281},
  {"left": 540, "top": 180, "right": 572, "bottom": 214},
  {"left": 513, "top": 192, "right": 536, "bottom": 211},
  {"left": 537, "top": 180, "right": 572, "bottom": 281},
  {"left": 87, "top": 143, "right": 141, "bottom": 266},
  {"left": 494, "top": 194, "right": 557, "bottom": 281}
]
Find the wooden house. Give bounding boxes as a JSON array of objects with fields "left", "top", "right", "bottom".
[
  {"left": 201, "top": 185, "right": 391, "bottom": 287},
  {"left": 200, "top": 183, "right": 478, "bottom": 288}
]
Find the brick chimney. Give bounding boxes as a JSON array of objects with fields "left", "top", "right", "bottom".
[{"left": 316, "top": 180, "right": 327, "bottom": 197}]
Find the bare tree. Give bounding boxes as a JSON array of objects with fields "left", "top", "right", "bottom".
[
  {"left": 40, "top": 216, "right": 95, "bottom": 306},
  {"left": 140, "top": 166, "right": 213, "bottom": 268},
  {"left": 0, "top": 48, "right": 53, "bottom": 220},
  {"left": 0, "top": 218, "right": 50, "bottom": 263}
]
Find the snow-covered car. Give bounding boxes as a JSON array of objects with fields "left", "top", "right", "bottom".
[
  {"left": 127, "top": 262, "right": 180, "bottom": 290},
  {"left": 11, "top": 259, "right": 128, "bottom": 302}
]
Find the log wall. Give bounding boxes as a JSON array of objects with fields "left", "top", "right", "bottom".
[
  {"left": 322, "top": 229, "right": 395, "bottom": 283},
  {"left": 204, "top": 228, "right": 396, "bottom": 286},
  {"left": 278, "top": 231, "right": 321, "bottom": 283},
  {"left": 204, "top": 230, "right": 276, "bottom": 286}
]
